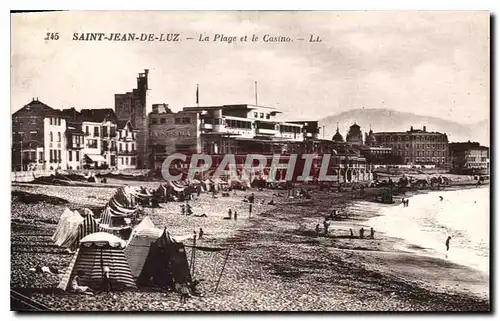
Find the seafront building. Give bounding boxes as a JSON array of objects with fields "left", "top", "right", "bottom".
[
  {"left": 449, "top": 141, "right": 489, "bottom": 175},
  {"left": 115, "top": 69, "right": 149, "bottom": 169},
  {"left": 147, "top": 103, "right": 372, "bottom": 183},
  {"left": 371, "top": 126, "right": 450, "bottom": 165},
  {"left": 12, "top": 100, "right": 137, "bottom": 171},
  {"left": 12, "top": 99, "right": 67, "bottom": 171}
]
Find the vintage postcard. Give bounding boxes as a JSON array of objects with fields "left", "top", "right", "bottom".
[{"left": 10, "top": 11, "right": 490, "bottom": 312}]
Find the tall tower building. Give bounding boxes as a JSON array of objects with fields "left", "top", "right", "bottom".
[{"left": 115, "top": 69, "right": 149, "bottom": 168}]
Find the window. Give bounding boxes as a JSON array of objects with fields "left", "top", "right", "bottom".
[
  {"left": 125, "top": 144, "right": 129, "bottom": 152},
  {"left": 58, "top": 132, "right": 61, "bottom": 142},
  {"left": 126, "top": 157, "right": 129, "bottom": 165},
  {"left": 69, "top": 151, "right": 73, "bottom": 162},
  {"left": 94, "top": 127, "right": 99, "bottom": 137},
  {"left": 39, "top": 151, "right": 43, "bottom": 160},
  {"left": 152, "top": 118, "right": 158, "bottom": 125},
  {"left": 87, "top": 139, "right": 98, "bottom": 149},
  {"left": 119, "top": 143, "right": 123, "bottom": 152},
  {"left": 76, "top": 152, "right": 79, "bottom": 162},
  {"left": 85, "top": 126, "right": 89, "bottom": 135},
  {"left": 49, "top": 118, "right": 53, "bottom": 125},
  {"left": 161, "top": 118, "right": 167, "bottom": 124},
  {"left": 121, "top": 158, "right": 124, "bottom": 165},
  {"left": 260, "top": 113, "right": 264, "bottom": 118},
  {"left": 132, "top": 143, "right": 135, "bottom": 151},
  {"left": 57, "top": 150, "right": 61, "bottom": 161},
  {"left": 182, "top": 117, "right": 190, "bottom": 124},
  {"left": 254, "top": 112, "right": 258, "bottom": 118},
  {"left": 266, "top": 114, "right": 270, "bottom": 119},
  {"left": 174, "top": 118, "right": 180, "bottom": 124},
  {"left": 131, "top": 157, "right": 136, "bottom": 165},
  {"left": 50, "top": 132, "right": 53, "bottom": 142}
]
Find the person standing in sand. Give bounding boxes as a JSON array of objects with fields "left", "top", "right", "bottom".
[
  {"left": 370, "top": 227, "right": 375, "bottom": 239},
  {"left": 323, "top": 220, "right": 330, "bottom": 236},
  {"left": 445, "top": 236, "right": 451, "bottom": 251},
  {"left": 315, "top": 224, "right": 320, "bottom": 237}
]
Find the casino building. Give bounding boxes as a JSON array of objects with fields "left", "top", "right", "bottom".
[{"left": 147, "top": 103, "right": 372, "bottom": 183}]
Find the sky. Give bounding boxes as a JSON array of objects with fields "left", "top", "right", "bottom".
[{"left": 11, "top": 11, "right": 489, "bottom": 124}]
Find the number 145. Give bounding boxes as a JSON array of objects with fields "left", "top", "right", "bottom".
[{"left": 44, "top": 32, "right": 59, "bottom": 40}]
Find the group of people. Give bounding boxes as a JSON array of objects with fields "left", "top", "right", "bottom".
[
  {"left": 314, "top": 220, "right": 376, "bottom": 240},
  {"left": 225, "top": 209, "right": 239, "bottom": 221},
  {"left": 401, "top": 197, "right": 410, "bottom": 207}
]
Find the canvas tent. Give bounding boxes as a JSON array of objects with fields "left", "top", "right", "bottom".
[
  {"left": 99, "top": 187, "right": 145, "bottom": 236},
  {"left": 124, "top": 219, "right": 192, "bottom": 289},
  {"left": 58, "top": 232, "right": 137, "bottom": 291},
  {"left": 52, "top": 208, "right": 100, "bottom": 250}
]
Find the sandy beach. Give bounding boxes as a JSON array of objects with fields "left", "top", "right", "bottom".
[{"left": 10, "top": 180, "right": 490, "bottom": 311}]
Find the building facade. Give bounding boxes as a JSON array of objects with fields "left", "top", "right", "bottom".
[
  {"left": 116, "top": 120, "right": 138, "bottom": 169},
  {"left": 115, "top": 69, "right": 149, "bottom": 169},
  {"left": 12, "top": 99, "right": 67, "bottom": 171},
  {"left": 372, "top": 126, "right": 449, "bottom": 165},
  {"left": 449, "top": 141, "right": 489, "bottom": 175},
  {"left": 149, "top": 104, "right": 372, "bottom": 183}
]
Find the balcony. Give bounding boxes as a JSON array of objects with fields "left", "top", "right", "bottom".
[
  {"left": 117, "top": 150, "right": 137, "bottom": 156},
  {"left": 256, "top": 128, "right": 278, "bottom": 135},
  {"left": 69, "top": 143, "right": 84, "bottom": 149},
  {"left": 201, "top": 123, "right": 213, "bottom": 130}
]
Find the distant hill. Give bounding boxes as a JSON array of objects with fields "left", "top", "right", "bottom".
[{"left": 319, "top": 108, "right": 489, "bottom": 146}]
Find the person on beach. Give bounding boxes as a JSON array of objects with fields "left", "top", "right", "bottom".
[
  {"left": 445, "top": 236, "right": 451, "bottom": 251},
  {"left": 179, "top": 282, "right": 191, "bottom": 303},
  {"left": 359, "top": 228, "right": 365, "bottom": 239},
  {"left": 315, "top": 224, "right": 321, "bottom": 237},
  {"left": 198, "top": 228, "right": 204, "bottom": 239},
  {"left": 248, "top": 193, "right": 255, "bottom": 204},
  {"left": 402, "top": 198, "right": 405, "bottom": 207},
  {"left": 406, "top": 199, "right": 410, "bottom": 207},
  {"left": 228, "top": 209, "right": 232, "bottom": 219},
  {"left": 350, "top": 229, "right": 354, "bottom": 238},
  {"left": 370, "top": 227, "right": 375, "bottom": 239},
  {"left": 70, "top": 270, "right": 93, "bottom": 295},
  {"left": 439, "top": 196, "right": 443, "bottom": 201},
  {"left": 323, "top": 220, "right": 330, "bottom": 236},
  {"left": 101, "top": 266, "right": 111, "bottom": 292},
  {"left": 234, "top": 211, "right": 238, "bottom": 221}
]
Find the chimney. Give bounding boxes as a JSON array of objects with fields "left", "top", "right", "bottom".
[
  {"left": 423, "top": 125, "right": 426, "bottom": 132},
  {"left": 410, "top": 126, "right": 413, "bottom": 131}
]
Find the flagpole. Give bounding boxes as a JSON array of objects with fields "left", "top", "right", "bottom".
[
  {"left": 196, "top": 84, "right": 199, "bottom": 107},
  {"left": 254, "top": 81, "right": 258, "bottom": 106}
]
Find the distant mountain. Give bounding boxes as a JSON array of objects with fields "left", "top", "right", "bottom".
[{"left": 319, "top": 108, "right": 489, "bottom": 146}]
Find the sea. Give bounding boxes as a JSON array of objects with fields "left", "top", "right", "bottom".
[{"left": 367, "top": 186, "right": 490, "bottom": 275}]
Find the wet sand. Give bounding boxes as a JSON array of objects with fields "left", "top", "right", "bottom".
[{"left": 10, "top": 181, "right": 489, "bottom": 311}]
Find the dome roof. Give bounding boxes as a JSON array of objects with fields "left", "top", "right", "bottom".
[
  {"left": 366, "top": 134, "right": 376, "bottom": 143},
  {"left": 332, "top": 129, "right": 344, "bottom": 142}
]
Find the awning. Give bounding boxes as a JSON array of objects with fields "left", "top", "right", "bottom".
[{"left": 85, "top": 154, "right": 106, "bottom": 162}]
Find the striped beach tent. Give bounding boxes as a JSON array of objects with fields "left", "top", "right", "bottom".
[{"left": 58, "top": 232, "right": 137, "bottom": 292}]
